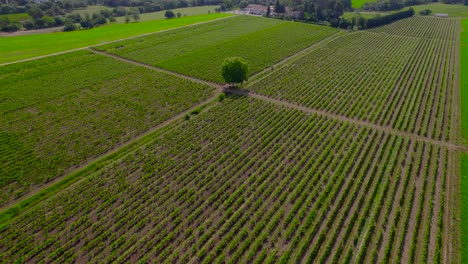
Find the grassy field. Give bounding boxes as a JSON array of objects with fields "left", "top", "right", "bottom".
[
  {"left": 352, "top": 0, "right": 377, "bottom": 8},
  {"left": 98, "top": 15, "right": 338, "bottom": 83},
  {"left": 462, "top": 19, "right": 468, "bottom": 142},
  {"left": 115, "top": 6, "right": 220, "bottom": 23},
  {"left": 0, "top": 50, "right": 215, "bottom": 206},
  {"left": 0, "top": 13, "right": 230, "bottom": 64},
  {"left": 0, "top": 13, "right": 30, "bottom": 22},
  {"left": 411, "top": 3, "right": 468, "bottom": 17},
  {"left": 462, "top": 154, "right": 468, "bottom": 264},
  {"left": 341, "top": 11, "right": 390, "bottom": 20},
  {"left": 71, "top": 5, "right": 219, "bottom": 21},
  {"left": 70, "top": 5, "right": 112, "bottom": 16},
  {"left": 250, "top": 17, "right": 459, "bottom": 140},
  {"left": 461, "top": 19, "right": 468, "bottom": 264}
]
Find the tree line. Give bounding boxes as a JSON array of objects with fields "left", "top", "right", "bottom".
[{"left": 0, "top": 0, "right": 221, "bottom": 32}]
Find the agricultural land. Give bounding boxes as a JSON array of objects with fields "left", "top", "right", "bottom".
[
  {"left": 0, "top": 13, "right": 230, "bottom": 64},
  {"left": 0, "top": 12, "right": 466, "bottom": 264}
]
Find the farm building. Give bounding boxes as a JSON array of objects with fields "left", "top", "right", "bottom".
[
  {"left": 434, "top": 13, "right": 449, "bottom": 17},
  {"left": 244, "top": 4, "right": 273, "bottom": 16}
]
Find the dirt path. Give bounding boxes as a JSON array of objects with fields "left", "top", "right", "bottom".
[
  {"left": 246, "top": 31, "right": 344, "bottom": 85},
  {"left": 0, "top": 94, "right": 220, "bottom": 212},
  {"left": 0, "top": 15, "right": 234, "bottom": 67},
  {"left": 95, "top": 46, "right": 468, "bottom": 152},
  {"left": 226, "top": 89, "right": 468, "bottom": 152},
  {"left": 90, "top": 49, "right": 224, "bottom": 90}
]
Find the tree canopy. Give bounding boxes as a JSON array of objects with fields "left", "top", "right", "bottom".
[
  {"left": 221, "top": 57, "right": 249, "bottom": 86},
  {"left": 165, "top": 10, "right": 175, "bottom": 18}
]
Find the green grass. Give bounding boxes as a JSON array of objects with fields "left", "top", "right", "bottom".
[
  {"left": 70, "top": 5, "right": 113, "bottom": 16},
  {"left": 98, "top": 16, "right": 338, "bottom": 83},
  {"left": 461, "top": 154, "right": 468, "bottom": 264},
  {"left": 0, "top": 13, "right": 31, "bottom": 23},
  {"left": 462, "top": 20, "right": 468, "bottom": 142},
  {"left": 462, "top": 20, "right": 468, "bottom": 264},
  {"left": 115, "top": 5, "right": 220, "bottom": 23},
  {"left": 411, "top": 3, "right": 468, "bottom": 17},
  {"left": 341, "top": 11, "right": 386, "bottom": 20},
  {"left": 352, "top": 0, "right": 377, "bottom": 9},
  {"left": 0, "top": 50, "right": 215, "bottom": 206},
  {"left": 0, "top": 13, "right": 230, "bottom": 64}
]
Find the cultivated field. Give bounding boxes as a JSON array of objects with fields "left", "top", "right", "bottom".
[
  {"left": 96, "top": 15, "right": 338, "bottom": 83},
  {"left": 0, "top": 96, "right": 452, "bottom": 263},
  {"left": 0, "top": 13, "right": 230, "bottom": 64},
  {"left": 0, "top": 15, "right": 463, "bottom": 264},
  {"left": 249, "top": 17, "right": 460, "bottom": 140},
  {"left": 0, "top": 50, "right": 215, "bottom": 205}
]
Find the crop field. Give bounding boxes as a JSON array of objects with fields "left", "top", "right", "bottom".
[
  {"left": 0, "top": 96, "right": 452, "bottom": 263},
  {"left": 249, "top": 17, "right": 459, "bottom": 140},
  {"left": 0, "top": 13, "right": 464, "bottom": 264},
  {"left": 96, "top": 15, "right": 338, "bottom": 83},
  {"left": 0, "top": 13, "right": 230, "bottom": 64},
  {"left": 0, "top": 50, "right": 215, "bottom": 205}
]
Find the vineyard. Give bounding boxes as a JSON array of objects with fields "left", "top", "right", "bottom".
[
  {"left": 249, "top": 17, "right": 460, "bottom": 141},
  {"left": 0, "top": 96, "right": 452, "bottom": 263},
  {"left": 0, "top": 50, "right": 214, "bottom": 205},
  {"left": 96, "top": 15, "right": 338, "bottom": 83},
  {"left": 0, "top": 15, "right": 463, "bottom": 264}
]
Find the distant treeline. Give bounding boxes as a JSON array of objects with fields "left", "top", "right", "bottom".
[
  {"left": 266, "top": 0, "right": 415, "bottom": 30},
  {"left": 363, "top": 0, "right": 467, "bottom": 11},
  {"left": 0, "top": 0, "right": 220, "bottom": 32},
  {"left": 365, "top": 8, "right": 415, "bottom": 28}
]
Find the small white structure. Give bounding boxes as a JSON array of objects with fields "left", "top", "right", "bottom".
[{"left": 434, "top": 13, "right": 449, "bottom": 18}]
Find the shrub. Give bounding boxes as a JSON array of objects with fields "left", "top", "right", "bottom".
[{"left": 165, "top": 10, "right": 175, "bottom": 19}]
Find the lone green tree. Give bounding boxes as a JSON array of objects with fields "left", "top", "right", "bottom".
[{"left": 221, "top": 57, "right": 249, "bottom": 87}]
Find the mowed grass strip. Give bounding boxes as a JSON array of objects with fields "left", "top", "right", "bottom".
[
  {"left": 98, "top": 16, "right": 338, "bottom": 83},
  {"left": 461, "top": 19, "right": 468, "bottom": 264},
  {"left": 461, "top": 19, "right": 468, "bottom": 142},
  {"left": 0, "top": 13, "right": 230, "bottom": 64},
  {"left": 462, "top": 153, "right": 468, "bottom": 264},
  {"left": 0, "top": 50, "right": 215, "bottom": 206}
]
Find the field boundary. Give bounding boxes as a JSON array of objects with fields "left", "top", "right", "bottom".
[
  {"left": 0, "top": 93, "right": 221, "bottom": 225},
  {"left": 4, "top": 43, "right": 466, "bottom": 227},
  {"left": 247, "top": 30, "right": 345, "bottom": 85},
  {"left": 0, "top": 15, "right": 235, "bottom": 67},
  {"left": 90, "top": 49, "right": 224, "bottom": 89},
  {"left": 2, "top": 25, "right": 464, "bottom": 262},
  {"left": 226, "top": 89, "right": 468, "bottom": 152}
]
